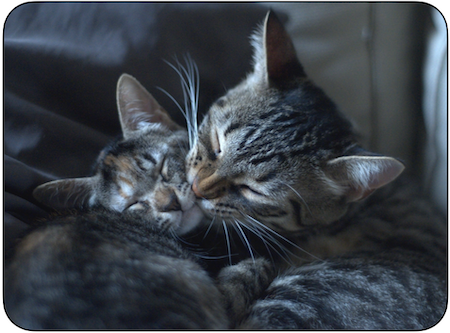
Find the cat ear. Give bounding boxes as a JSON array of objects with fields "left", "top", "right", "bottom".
[
  {"left": 262, "top": 11, "right": 306, "bottom": 85},
  {"left": 32, "top": 177, "right": 97, "bottom": 210},
  {"left": 116, "top": 74, "right": 180, "bottom": 139},
  {"left": 324, "top": 155, "right": 405, "bottom": 202}
]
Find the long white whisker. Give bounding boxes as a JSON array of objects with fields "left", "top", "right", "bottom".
[
  {"left": 182, "top": 55, "right": 199, "bottom": 148},
  {"left": 156, "top": 86, "right": 187, "bottom": 118},
  {"left": 186, "top": 55, "right": 199, "bottom": 136},
  {"left": 239, "top": 218, "right": 299, "bottom": 265},
  {"left": 163, "top": 55, "right": 199, "bottom": 148},
  {"left": 202, "top": 214, "right": 217, "bottom": 241},
  {"left": 234, "top": 219, "right": 255, "bottom": 263},
  {"left": 282, "top": 182, "right": 313, "bottom": 216},
  {"left": 244, "top": 214, "right": 323, "bottom": 262},
  {"left": 156, "top": 83, "right": 196, "bottom": 150},
  {"left": 160, "top": 61, "right": 192, "bottom": 125},
  {"left": 238, "top": 221, "right": 293, "bottom": 266},
  {"left": 222, "top": 220, "right": 233, "bottom": 266},
  {"left": 241, "top": 222, "right": 276, "bottom": 264}
]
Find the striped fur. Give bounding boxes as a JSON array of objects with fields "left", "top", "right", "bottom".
[
  {"left": 186, "top": 11, "right": 405, "bottom": 250},
  {"left": 186, "top": 11, "right": 447, "bottom": 329},
  {"left": 5, "top": 209, "right": 229, "bottom": 329},
  {"left": 33, "top": 74, "right": 203, "bottom": 236},
  {"left": 7, "top": 73, "right": 276, "bottom": 329},
  {"left": 237, "top": 178, "right": 446, "bottom": 329}
]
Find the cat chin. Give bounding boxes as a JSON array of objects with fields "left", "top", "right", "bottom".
[
  {"left": 196, "top": 199, "right": 216, "bottom": 217},
  {"left": 196, "top": 199, "right": 237, "bottom": 221},
  {"left": 176, "top": 204, "right": 205, "bottom": 235}
]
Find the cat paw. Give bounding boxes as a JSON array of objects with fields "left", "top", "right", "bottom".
[
  {"left": 216, "top": 258, "right": 276, "bottom": 327},
  {"left": 218, "top": 258, "right": 276, "bottom": 292}
]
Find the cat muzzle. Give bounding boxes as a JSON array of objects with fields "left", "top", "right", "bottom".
[{"left": 192, "top": 175, "right": 229, "bottom": 200}]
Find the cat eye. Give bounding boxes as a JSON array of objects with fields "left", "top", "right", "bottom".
[
  {"left": 238, "top": 184, "right": 263, "bottom": 197},
  {"left": 126, "top": 201, "right": 148, "bottom": 211}
]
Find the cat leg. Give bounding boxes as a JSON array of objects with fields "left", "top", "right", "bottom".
[{"left": 216, "top": 258, "right": 276, "bottom": 327}]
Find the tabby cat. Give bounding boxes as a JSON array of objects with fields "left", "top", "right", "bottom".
[
  {"left": 5, "top": 74, "right": 274, "bottom": 329},
  {"left": 186, "top": 11, "right": 447, "bottom": 329}
]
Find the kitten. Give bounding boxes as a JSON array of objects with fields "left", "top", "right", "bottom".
[
  {"left": 5, "top": 74, "right": 274, "bottom": 329},
  {"left": 186, "top": 11, "right": 447, "bottom": 329},
  {"left": 32, "top": 74, "right": 202, "bottom": 235}
]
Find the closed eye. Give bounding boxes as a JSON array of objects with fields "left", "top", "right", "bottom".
[
  {"left": 126, "top": 201, "right": 149, "bottom": 211},
  {"left": 238, "top": 184, "right": 264, "bottom": 197}
]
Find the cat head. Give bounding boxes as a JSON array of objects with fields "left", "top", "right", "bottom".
[
  {"left": 33, "top": 74, "right": 203, "bottom": 235},
  {"left": 186, "top": 11, "right": 404, "bottom": 234}
]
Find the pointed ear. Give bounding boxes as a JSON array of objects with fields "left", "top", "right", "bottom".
[
  {"left": 33, "top": 177, "right": 97, "bottom": 210},
  {"left": 324, "top": 155, "right": 405, "bottom": 202},
  {"left": 116, "top": 74, "right": 180, "bottom": 139},
  {"left": 263, "top": 11, "right": 305, "bottom": 85}
]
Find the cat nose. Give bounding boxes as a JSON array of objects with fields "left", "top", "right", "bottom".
[
  {"left": 192, "top": 177, "right": 203, "bottom": 198},
  {"left": 192, "top": 175, "right": 228, "bottom": 200},
  {"left": 160, "top": 193, "right": 182, "bottom": 212}
]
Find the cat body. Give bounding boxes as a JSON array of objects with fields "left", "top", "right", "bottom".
[
  {"left": 5, "top": 74, "right": 273, "bottom": 329},
  {"left": 243, "top": 248, "right": 446, "bottom": 329},
  {"left": 241, "top": 178, "right": 447, "bottom": 329},
  {"left": 186, "top": 11, "right": 447, "bottom": 329},
  {"left": 5, "top": 209, "right": 227, "bottom": 329}
]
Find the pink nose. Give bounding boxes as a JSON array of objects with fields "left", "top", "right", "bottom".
[{"left": 192, "top": 177, "right": 203, "bottom": 198}]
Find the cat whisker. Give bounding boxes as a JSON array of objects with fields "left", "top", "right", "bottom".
[
  {"left": 222, "top": 220, "right": 233, "bottom": 266},
  {"left": 171, "top": 229, "right": 199, "bottom": 247},
  {"left": 162, "top": 55, "right": 199, "bottom": 149},
  {"left": 238, "top": 217, "right": 299, "bottom": 266},
  {"left": 178, "top": 54, "right": 199, "bottom": 143},
  {"left": 156, "top": 86, "right": 190, "bottom": 126},
  {"left": 281, "top": 182, "right": 313, "bottom": 217},
  {"left": 233, "top": 219, "right": 256, "bottom": 264},
  {"left": 240, "top": 222, "right": 276, "bottom": 266},
  {"left": 244, "top": 214, "right": 323, "bottom": 263},
  {"left": 170, "top": 224, "right": 236, "bottom": 261},
  {"left": 195, "top": 253, "right": 239, "bottom": 260},
  {"left": 237, "top": 220, "right": 292, "bottom": 267},
  {"left": 202, "top": 214, "right": 218, "bottom": 241},
  {"left": 152, "top": 85, "right": 193, "bottom": 156}
]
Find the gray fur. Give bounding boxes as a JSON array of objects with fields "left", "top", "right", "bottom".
[
  {"left": 5, "top": 209, "right": 228, "bottom": 329},
  {"left": 242, "top": 250, "right": 446, "bottom": 329},
  {"left": 240, "top": 178, "right": 447, "bottom": 329},
  {"left": 186, "top": 12, "right": 404, "bottom": 234},
  {"left": 33, "top": 74, "right": 202, "bottom": 236},
  {"left": 186, "top": 11, "right": 447, "bottom": 329},
  {"left": 6, "top": 74, "right": 273, "bottom": 329}
]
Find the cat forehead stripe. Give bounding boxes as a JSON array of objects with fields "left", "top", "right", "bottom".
[{"left": 224, "top": 122, "right": 243, "bottom": 137}]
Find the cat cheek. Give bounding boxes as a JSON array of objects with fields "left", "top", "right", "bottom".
[
  {"left": 186, "top": 167, "right": 196, "bottom": 185},
  {"left": 196, "top": 199, "right": 217, "bottom": 217},
  {"left": 109, "top": 195, "right": 130, "bottom": 212}
]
